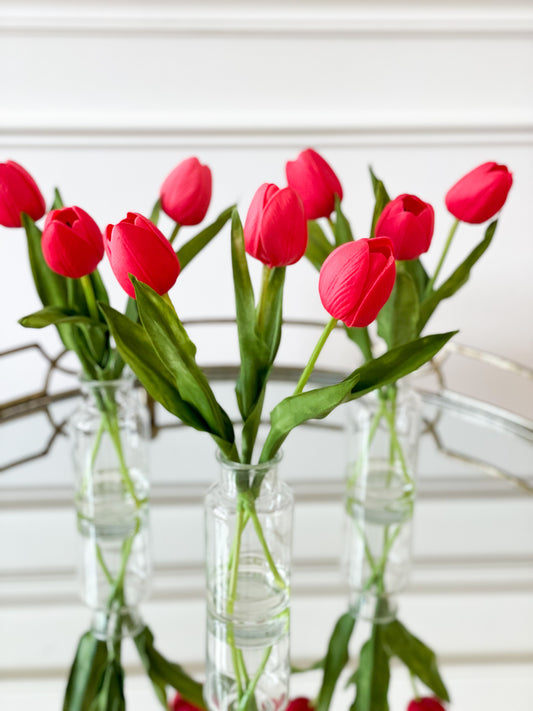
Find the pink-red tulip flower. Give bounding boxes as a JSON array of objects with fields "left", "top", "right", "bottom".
[
  {"left": 42, "top": 206, "right": 104, "bottom": 278},
  {"left": 319, "top": 237, "right": 395, "bottom": 328},
  {"left": 445, "top": 161, "right": 513, "bottom": 224},
  {"left": 286, "top": 148, "right": 343, "bottom": 219},
  {"left": 375, "top": 194, "right": 434, "bottom": 261},
  {"left": 0, "top": 160, "right": 46, "bottom": 228},
  {"left": 104, "top": 212, "right": 180, "bottom": 299},
  {"left": 160, "top": 157, "right": 212, "bottom": 226}
]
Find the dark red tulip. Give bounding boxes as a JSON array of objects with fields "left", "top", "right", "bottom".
[
  {"left": 286, "top": 698, "right": 315, "bottom": 711},
  {"left": 407, "top": 697, "right": 446, "bottom": 711},
  {"left": 169, "top": 693, "right": 203, "bottom": 711}
]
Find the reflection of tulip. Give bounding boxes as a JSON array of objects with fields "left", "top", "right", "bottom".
[
  {"left": 170, "top": 693, "right": 203, "bottom": 711},
  {"left": 319, "top": 237, "right": 395, "bottom": 328},
  {"left": 244, "top": 183, "right": 307, "bottom": 267},
  {"left": 104, "top": 212, "right": 180, "bottom": 299},
  {"left": 286, "top": 698, "right": 315, "bottom": 711},
  {"left": 160, "top": 157, "right": 212, "bottom": 225},
  {"left": 0, "top": 160, "right": 46, "bottom": 228},
  {"left": 42, "top": 206, "right": 104, "bottom": 278},
  {"left": 407, "top": 697, "right": 446, "bottom": 711},
  {"left": 286, "top": 148, "right": 343, "bottom": 219},
  {"left": 375, "top": 193, "right": 434, "bottom": 261},
  {"left": 445, "top": 162, "right": 513, "bottom": 224}
]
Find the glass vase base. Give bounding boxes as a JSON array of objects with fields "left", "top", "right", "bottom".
[
  {"left": 91, "top": 606, "right": 143, "bottom": 641},
  {"left": 349, "top": 591, "right": 397, "bottom": 624}
]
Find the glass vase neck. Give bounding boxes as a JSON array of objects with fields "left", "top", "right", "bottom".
[{"left": 216, "top": 451, "right": 282, "bottom": 498}]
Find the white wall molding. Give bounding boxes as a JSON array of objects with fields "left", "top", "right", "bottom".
[{"left": 2, "top": 4, "right": 533, "bottom": 36}]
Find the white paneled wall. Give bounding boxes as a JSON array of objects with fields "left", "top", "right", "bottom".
[{"left": 1, "top": 2, "right": 532, "bottom": 710}]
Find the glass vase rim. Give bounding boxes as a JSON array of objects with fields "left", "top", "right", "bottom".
[
  {"left": 215, "top": 449, "right": 283, "bottom": 471},
  {"left": 79, "top": 373, "right": 135, "bottom": 389}
]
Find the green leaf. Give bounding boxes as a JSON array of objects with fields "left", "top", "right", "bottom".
[
  {"left": 63, "top": 631, "right": 108, "bottom": 711},
  {"left": 19, "top": 305, "right": 98, "bottom": 329},
  {"left": 135, "top": 627, "right": 206, "bottom": 710},
  {"left": 178, "top": 205, "right": 235, "bottom": 270},
  {"left": 382, "top": 620, "right": 450, "bottom": 702},
  {"left": 377, "top": 267, "right": 419, "bottom": 349},
  {"left": 133, "top": 279, "right": 236, "bottom": 456},
  {"left": 260, "top": 331, "right": 455, "bottom": 461},
  {"left": 401, "top": 258, "right": 429, "bottom": 300},
  {"left": 22, "top": 213, "right": 68, "bottom": 313},
  {"left": 334, "top": 195, "right": 354, "bottom": 246},
  {"left": 52, "top": 187, "right": 65, "bottom": 210},
  {"left": 418, "top": 220, "right": 497, "bottom": 332},
  {"left": 316, "top": 613, "right": 356, "bottom": 711},
  {"left": 100, "top": 303, "right": 209, "bottom": 431},
  {"left": 305, "top": 220, "right": 335, "bottom": 270},
  {"left": 350, "top": 626, "right": 390, "bottom": 711},
  {"left": 89, "top": 659, "right": 126, "bottom": 711},
  {"left": 369, "top": 167, "right": 391, "bottom": 238},
  {"left": 231, "top": 210, "right": 272, "bottom": 461},
  {"left": 90, "top": 269, "right": 110, "bottom": 309},
  {"left": 150, "top": 198, "right": 162, "bottom": 225}
]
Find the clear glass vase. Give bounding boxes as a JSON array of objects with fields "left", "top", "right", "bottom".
[
  {"left": 70, "top": 376, "right": 151, "bottom": 640},
  {"left": 204, "top": 452, "right": 294, "bottom": 711},
  {"left": 343, "top": 384, "right": 421, "bottom": 623}
]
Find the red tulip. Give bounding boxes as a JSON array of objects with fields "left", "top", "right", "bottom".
[
  {"left": 286, "top": 698, "right": 315, "bottom": 711},
  {"left": 445, "top": 161, "right": 513, "bottom": 224},
  {"left": 375, "top": 194, "right": 434, "bottom": 261},
  {"left": 169, "top": 693, "right": 203, "bottom": 711},
  {"left": 0, "top": 160, "right": 45, "bottom": 228},
  {"left": 286, "top": 148, "right": 343, "bottom": 219},
  {"left": 319, "top": 237, "right": 395, "bottom": 328},
  {"left": 407, "top": 697, "right": 446, "bottom": 711},
  {"left": 244, "top": 183, "right": 307, "bottom": 267},
  {"left": 42, "top": 206, "right": 104, "bottom": 278},
  {"left": 160, "top": 157, "right": 212, "bottom": 225},
  {"left": 104, "top": 212, "right": 180, "bottom": 299}
]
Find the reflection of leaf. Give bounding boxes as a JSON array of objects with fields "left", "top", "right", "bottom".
[
  {"left": 316, "top": 613, "right": 356, "bottom": 711},
  {"left": 135, "top": 626, "right": 206, "bottom": 710},
  {"left": 63, "top": 632, "right": 108, "bottom": 711},
  {"left": 382, "top": 620, "right": 450, "bottom": 702},
  {"left": 349, "top": 626, "right": 390, "bottom": 711}
]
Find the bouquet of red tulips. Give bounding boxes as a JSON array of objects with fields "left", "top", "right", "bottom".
[{"left": 1, "top": 145, "right": 512, "bottom": 711}]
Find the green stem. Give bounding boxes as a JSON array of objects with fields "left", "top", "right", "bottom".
[
  {"left": 360, "top": 327, "right": 374, "bottom": 362},
  {"left": 425, "top": 218, "right": 460, "bottom": 295},
  {"left": 248, "top": 504, "right": 287, "bottom": 590},
  {"left": 256, "top": 264, "right": 271, "bottom": 333},
  {"left": 169, "top": 223, "right": 181, "bottom": 245},
  {"left": 80, "top": 274, "right": 100, "bottom": 323},
  {"left": 238, "top": 646, "right": 273, "bottom": 711},
  {"left": 96, "top": 544, "right": 114, "bottom": 586},
  {"left": 294, "top": 317, "right": 337, "bottom": 395},
  {"left": 409, "top": 670, "right": 420, "bottom": 701},
  {"left": 227, "top": 502, "right": 246, "bottom": 698}
]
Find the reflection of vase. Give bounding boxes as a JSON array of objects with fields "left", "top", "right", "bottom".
[
  {"left": 204, "top": 452, "right": 294, "bottom": 711},
  {"left": 71, "top": 376, "right": 151, "bottom": 640},
  {"left": 343, "top": 384, "right": 421, "bottom": 623}
]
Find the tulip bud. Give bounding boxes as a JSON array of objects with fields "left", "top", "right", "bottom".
[
  {"left": 375, "top": 193, "right": 435, "bottom": 261},
  {"left": 244, "top": 183, "right": 307, "bottom": 267},
  {"left": 41, "top": 206, "right": 104, "bottom": 278},
  {"left": 319, "top": 237, "right": 395, "bottom": 328},
  {"left": 286, "top": 148, "right": 343, "bottom": 219},
  {"left": 445, "top": 161, "right": 513, "bottom": 224},
  {"left": 160, "top": 157, "right": 212, "bottom": 226},
  {"left": 407, "top": 697, "right": 446, "bottom": 711},
  {"left": 104, "top": 212, "right": 180, "bottom": 299},
  {"left": 286, "top": 698, "right": 315, "bottom": 711},
  {"left": 169, "top": 693, "right": 203, "bottom": 711},
  {"left": 0, "top": 160, "right": 46, "bottom": 228}
]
